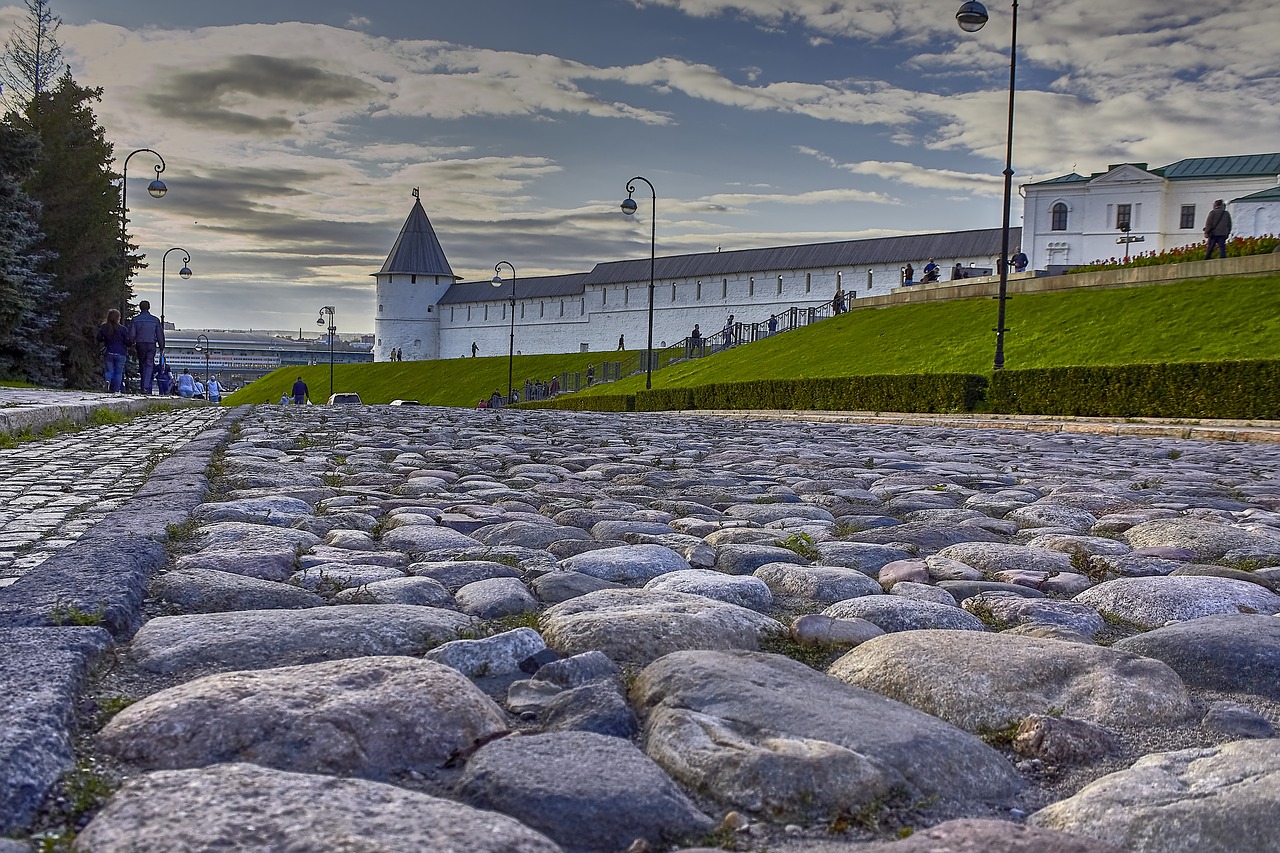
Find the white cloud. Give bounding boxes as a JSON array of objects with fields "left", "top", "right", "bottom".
[{"left": 345, "top": 15, "right": 372, "bottom": 29}]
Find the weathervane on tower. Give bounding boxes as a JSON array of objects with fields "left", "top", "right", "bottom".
[{"left": 412, "top": 187, "right": 420, "bottom": 199}]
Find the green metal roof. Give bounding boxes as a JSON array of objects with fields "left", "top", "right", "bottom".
[
  {"left": 1234, "top": 185, "right": 1280, "bottom": 202},
  {"left": 1160, "top": 153, "right": 1280, "bottom": 180},
  {"left": 1026, "top": 172, "right": 1090, "bottom": 187}
]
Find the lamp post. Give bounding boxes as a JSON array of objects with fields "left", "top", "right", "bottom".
[
  {"left": 317, "top": 306, "right": 336, "bottom": 400},
  {"left": 119, "top": 149, "right": 168, "bottom": 314},
  {"left": 195, "top": 334, "right": 210, "bottom": 385},
  {"left": 620, "top": 177, "right": 657, "bottom": 389},
  {"left": 160, "top": 247, "right": 192, "bottom": 328},
  {"left": 957, "top": 0, "right": 1016, "bottom": 371},
  {"left": 491, "top": 262, "right": 517, "bottom": 405}
]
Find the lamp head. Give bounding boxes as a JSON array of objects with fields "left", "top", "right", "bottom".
[
  {"left": 956, "top": 0, "right": 988, "bottom": 31},
  {"left": 491, "top": 275, "right": 504, "bottom": 287},
  {"left": 620, "top": 196, "right": 638, "bottom": 216},
  {"left": 316, "top": 316, "right": 325, "bottom": 326},
  {"left": 147, "top": 179, "right": 168, "bottom": 199},
  {"left": 179, "top": 266, "right": 192, "bottom": 280}
]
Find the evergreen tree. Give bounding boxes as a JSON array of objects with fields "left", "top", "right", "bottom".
[
  {"left": 0, "top": 0, "right": 63, "bottom": 110},
  {"left": 0, "top": 119, "right": 62, "bottom": 384},
  {"left": 22, "top": 71, "right": 135, "bottom": 388}
]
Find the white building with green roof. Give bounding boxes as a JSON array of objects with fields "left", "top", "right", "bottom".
[{"left": 1022, "top": 153, "right": 1280, "bottom": 270}]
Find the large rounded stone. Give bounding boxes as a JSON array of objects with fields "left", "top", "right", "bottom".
[
  {"left": 472, "top": 520, "right": 591, "bottom": 549},
  {"left": 1123, "top": 517, "right": 1280, "bottom": 560},
  {"left": 815, "top": 542, "right": 915, "bottom": 576},
  {"left": 822, "top": 596, "right": 987, "bottom": 633},
  {"left": 74, "top": 763, "right": 562, "bottom": 852},
  {"left": 753, "top": 563, "right": 881, "bottom": 602},
  {"left": 382, "top": 524, "right": 484, "bottom": 556},
  {"left": 936, "top": 542, "right": 1073, "bottom": 575},
  {"left": 1006, "top": 504, "right": 1098, "bottom": 532},
  {"left": 458, "top": 731, "right": 712, "bottom": 853},
  {"left": 129, "top": 605, "right": 474, "bottom": 675},
  {"left": 1073, "top": 576, "right": 1280, "bottom": 630},
  {"left": 633, "top": 650, "right": 1022, "bottom": 817},
  {"left": 541, "top": 589, "right": 781, "bottom": 667},
  {"left": 454, "top": 577, "right": 539, "bottom": 619},
  {"left": 98, "top": 657, "right": 507, "bottom": 778},
  {"left": 560, "top": 544, "right": 692, "bottom": 584},
  {"left": 829, "top": 630, "right": 1192, "bottom": 732},
  {"left": 856, "top": 818, "right": 1127, "bottom": 852},
  {"left": 1113, "top": 614, "right": 1280, "bottom": 699},
  {"left": 644, "top": 569, "right": 773, "bottom": 611},
  {"left": 191, "top": 496, "right": 314, "bottom": 527},
  {"left": 151, "top": 567, "right": 323, "bottom": 613},
  {"left": 1029, "top": 740, "right": 1280, "bottom": 853}
]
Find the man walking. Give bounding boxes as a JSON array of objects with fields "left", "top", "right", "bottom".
[
  {"left": 130, "top": 300, "right": 165, "bottom": 395},
  {"left": 292, "top": 376, "right": 309, "bottom": 405},
  {"left": 1204, "top": 200, "right": 1232, "bottom": 260}
]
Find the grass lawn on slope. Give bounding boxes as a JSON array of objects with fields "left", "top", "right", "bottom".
[{"left": 229, "top": 273, "right": 1280, "bottom": 407}]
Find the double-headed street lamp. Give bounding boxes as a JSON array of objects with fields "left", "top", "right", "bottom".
[
  {"left": 119, "top": 148, "right": 168, "bottom": 314},
  {"left": 491, "top": 261, "right": 517, "bottom": 405},
  {"left": 317, "top": 306, "right": 336, "bottom": 400},
  {"left": 160, "top": 247, "right": 192, "bottom": 328},
  {"left": 194, "top": 334, "right": 210, "bottom": 384},
  {"left": 956, "top": 0, "right": 1016, "bottom": 371},
  {"left": 620, "top": 177, "right": 656, "bottom": 390}
]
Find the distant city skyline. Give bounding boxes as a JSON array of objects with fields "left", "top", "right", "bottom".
[{"left": 3, "top": 0, "right": 1275, "bottom": 331}]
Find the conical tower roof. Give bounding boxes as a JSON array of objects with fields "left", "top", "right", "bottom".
[{"left": 376, "top": 191, "right": 458, "bottom": 279}]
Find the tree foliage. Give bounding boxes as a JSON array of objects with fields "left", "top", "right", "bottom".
[
  {"left": 0, "top": 0, "right": 64, "bottom": 110},
  {"left": 21, "top": 71, "right": 134, "bottom": 388},
  {"left": 0, "top": 120, "right": 62, "bottom": 383}
]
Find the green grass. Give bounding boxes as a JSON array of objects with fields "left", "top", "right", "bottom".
[{"left": 229, "top": 273, "right": 1280, "bottom": 407}]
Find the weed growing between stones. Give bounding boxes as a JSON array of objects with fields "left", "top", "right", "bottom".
[
  {"left": 976, "top": 718, "right": 1022, "bottom": 748},
  {"left": 48, "top": 599, "right": 104, "bottom": 627},
  {"left": 964, "top": 596, "right": 1007, "bottom": 631},
  {"left": 826, "top": 786, "right": 921, "bottom": 837},
  {"left": 831, "top": 522, "right": 864, "bottom": 537},
  {"left": 1070, "top": 548, "right": 1114, "bottom": 584},
  {"left": 776, "top": 532, "right": 820, "bottom": 561},
  {"left": 25, "top": 757, "right": 119, "bottom": 851},
  {"left": 1130, "top": 477, "right": 1165, "bottom": 491},
  {"left": 758, "top": 626, "right": 844, "bottom": 671}
]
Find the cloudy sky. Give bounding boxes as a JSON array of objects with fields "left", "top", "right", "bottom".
[{"left": 3, "top": 0, "right": 1276, "bottom": 332}]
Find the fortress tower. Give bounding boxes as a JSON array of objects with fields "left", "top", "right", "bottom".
[{"left": 372, "top": 189, "right": 459, "bottom": 362}]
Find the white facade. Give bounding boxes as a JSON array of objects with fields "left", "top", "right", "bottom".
[
  {"left": 374, "top": 272, "right": 450, "bottom": 361},
  {"left": 1022, "top": 154, "right": 1280, "bottom": 269}
]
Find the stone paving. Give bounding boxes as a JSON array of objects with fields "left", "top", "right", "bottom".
[
  {"left": 6, "top": 401, "right": 1280, "bottom": 852},
  {"left": 0, "top": 399, "right": 223, "bottom": 583}
]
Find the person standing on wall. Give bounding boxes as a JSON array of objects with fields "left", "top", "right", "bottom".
[
  {"left": 1011, "top": 247, "right": 1029, "bottom": 273},
  {"left": 96, "top": 309, "right": 131, "bottom": 394},
  {"left": 130, "top": 300, "right": 165, "bottom": 395},
  {"left": 1204, "top": 200, "right": 1232, "bottom": 260},
  {"left": 903, "top": 263, "right": 914, "bottom": 285}
]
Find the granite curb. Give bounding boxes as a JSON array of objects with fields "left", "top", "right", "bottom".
[
  {"left": 0, "top": 396, "right": 207, "bottom": 437},
  {"left": 0, "top": 405, "right": 248, "bottom": 838},
  {"left": 685, "top": 410, "right": 1280, "bottom": 443}
]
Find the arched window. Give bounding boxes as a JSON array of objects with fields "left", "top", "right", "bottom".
[{"left": 1051, "top": 202, "right": 1068, "bottom": 231}]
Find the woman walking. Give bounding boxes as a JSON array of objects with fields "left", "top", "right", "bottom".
[{"left": 96, "top": 309, "right": 130, "bottom": 394}]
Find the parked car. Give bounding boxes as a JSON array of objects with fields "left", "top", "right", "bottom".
[
  {"left": 390, "top": 399, "right": 421, "bottom": 406},
  {"left": 327, "top": 392, "right": 362, "bottom": 405}
]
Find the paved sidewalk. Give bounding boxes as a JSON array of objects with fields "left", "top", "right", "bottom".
[
  {"left": 0, "top": 387, "right": 204, "bottom": 435},
  {"left": 0, "top": 396, "right": 224, "bottom": 585}
]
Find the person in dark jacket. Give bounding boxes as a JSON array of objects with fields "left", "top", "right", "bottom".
[
  {"left": 130, "top": 300, "right": 165, "bottom": 395},
  {"left": 96, "top": 309, "right": 131, "bottom": 393},
  {"left": 1204, "top": 200, "right": 1232, "bottom": 260},
  {"left": 292, "top": 376, "right": 309, "bottom": 405}
]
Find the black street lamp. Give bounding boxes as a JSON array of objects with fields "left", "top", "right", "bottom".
[
  {"left": 195, "top": 334, "right": 210, "bottom": 385},
  {"left": 491, "top": 261, "right": 517, "bottom": 405},
  {"left": 160, "top": 247, "right": 192, "bottom": 328},
  {"left": 119, "top": 148, "right": 168, "bottom": 314},
  {"left": 620, "top": 177, "right": 657, "bottom": 389},
  {"left": 317, "top": 306, "right": 336, "bottom": 400},
  {"left": 957, "top": 0, "right": 1016, "bottom": 371}
]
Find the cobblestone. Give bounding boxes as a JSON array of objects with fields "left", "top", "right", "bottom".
[{"left": 0, "top": 398, "right": 224, "bottom": 584}]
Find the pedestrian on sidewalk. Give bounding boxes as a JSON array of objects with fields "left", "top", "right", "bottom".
[
  {"left": 292, "top": 376, "right": 309, "bottom": 405},
  {"left": 1204, "top": 200, "right": 1232, "bottom": 260},
  {"left": 206, "top": 375, "right": 223, "bottom": 405},
  {"left": 471, "top": 342, "right": 478, "bottom": 357},
  {"left": 156, "top": 360, "right": 173, "bottom": 396},
  {"left": 176, "top": 368, "right": 195, "bottom": 398},
  {"left": 96, "top": 309, "right": 131, "bottom": 394},
  {"left": 130, "top": 300, "right": 165, "bottom": 395}
]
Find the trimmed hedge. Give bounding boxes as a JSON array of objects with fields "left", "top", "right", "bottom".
[
  {"left": 987, "top": 360, "right": 1280, "bottom": 419},
  {"left": 637, "top": 374, "right": 987, "bottom": 413},
  {"left": 518, "top": 394, "right": 636, "bottom": 412}
]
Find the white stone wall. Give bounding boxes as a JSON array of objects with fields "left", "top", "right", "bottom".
[
  {"left": 436, "top": 254, "right": 999, "bottom": 357},
  {"left": 374, "top": 273, "right": 452, "bottom": 361}
]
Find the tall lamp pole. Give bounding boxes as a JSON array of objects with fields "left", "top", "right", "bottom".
[
  {"left": 195, "top": 334, "right": 210, "bottom": 384},
  {"left": 620, "top": 177, "right": 657, "bottom": 389},
  {"left": 957, "top": 0, "right": 1016, "bottom": 371},
  {"left": 491, "top": 262, "right": 517, "bottom": 405},
  {"left": 317, "top": 306, "right": 336, "bottom": 400},
  {"left": 119, "top": 149, "right": 168, "bottom": 314},
  {"left": 160, "top": 247, "right": 192, "bottom": 328}
]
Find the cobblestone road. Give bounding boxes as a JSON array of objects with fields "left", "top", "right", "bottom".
[{"left": 0, "top": 405, "right": 225, "bottom": 583}]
